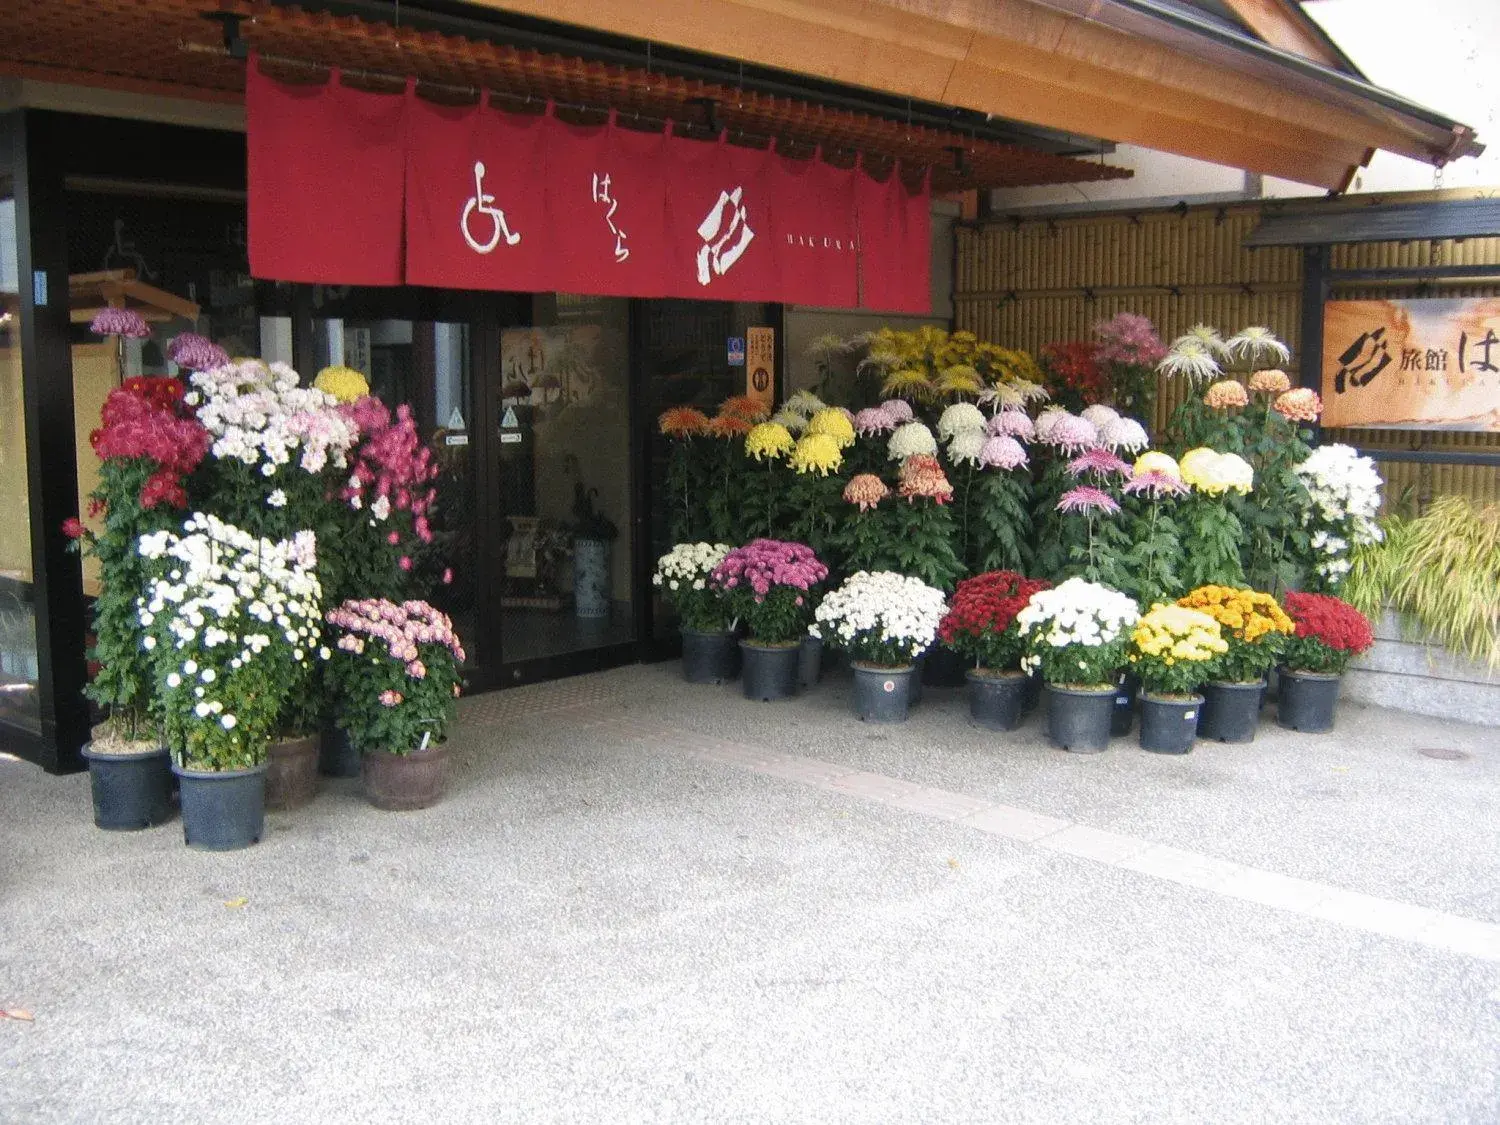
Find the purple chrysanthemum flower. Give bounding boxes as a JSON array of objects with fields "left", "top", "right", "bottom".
[
  {"left": 853, "top": 407, "right": 896, "bottom": 436},
  {"left": 90, "top": 307, "right": 151, "bottom": 339},
  {"left": 879, "top": 399, "right": 914, "bottom": 424},
  {"left": 1067, "top": 448, "right": 1132, "bottom": 478},
  {"left": 1123, "top": 471, "right": 1190, "bottom": 498},
  {"left": 1044, "top": 415, "right": 1100, "bottom": 454},
  {"left": 1056, "top": 486, "right": 1122, "bottom": 515},
  {"left": 167, "top": 332, "right": 230, "bottom": 372},
  {"left": 978, "top": 435, "right": 1028, "bottom": 471},
  {"left": 988, "top": 410, "right": 1035, "bottom": 440}
]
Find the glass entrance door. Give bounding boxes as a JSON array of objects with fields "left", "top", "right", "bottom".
[{"left": 492, "top": 294, "right": 636, "bottom": 673}]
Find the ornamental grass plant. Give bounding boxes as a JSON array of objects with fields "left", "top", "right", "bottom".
[
  {"left": 1128, "top": 604, "right": 1228, "bottom": 698},
  {"left": 1345, "top": 497, "right": 1500, "bottom": 669},
  {"left": 814, "top": 571, "right": 948, "bottom": 669},
  {"left": 653, "top": 543, "right": 735, "bottom": 632},
  {"left": 938, "top": 570, "right": 1052, "bottom": 673},
  {"left": 1175, "top": 585, "right": 1294, "bottom": 684},
  {"left": 1015, "top": 577, "right": 1140, "bottom": 689},
  {"left": 1279, "top": 591, "right": 1374, "bottom": 675},
  {"left": 325, "top": 599, "right": 465, "bottom": 754}
]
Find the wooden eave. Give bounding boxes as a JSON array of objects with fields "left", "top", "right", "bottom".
[{"left": 464, "top": 0, "right": 1482, "bottom": 190}]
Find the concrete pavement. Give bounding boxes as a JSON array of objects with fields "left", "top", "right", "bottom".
[{"left": 2, "top": 663, "right": 1498, "bottom": 1123}]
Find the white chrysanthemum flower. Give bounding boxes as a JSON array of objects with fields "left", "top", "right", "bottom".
[
  {"left": 1098, "top": 416, "right": 1150, "bottom": 452},
  {"left": 1225, "top": 326, "right": 1291, "bottom": 366},
  {"left": 947, "top": 429, "right": 986, "bottom": 466},
  {"left": 887, "top": 421, "right": 938, "bottom": 461},
  {"left": 1158, "top": 339, "right": 1223, "bottom": 384},
  {"left": 1080, "top": 404, "right": 1119, "bottom": 429},
  {"left": 937, "top": 402, "right": 987, "bottom": 441}
]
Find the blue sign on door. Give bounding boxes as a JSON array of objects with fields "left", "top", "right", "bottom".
[{"left": 727, "top": 337, "right": 746, "bottom": 366}]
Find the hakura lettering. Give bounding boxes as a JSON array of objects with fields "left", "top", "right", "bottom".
[
  {"left": 461, "top": 161, "right": 521, "bottom": 255},
  {"left": 696, "top": 187, "right": 754, "bottom": 286},
  {"left": 591, "top": 173, "right": 630, "bottom": 263}
]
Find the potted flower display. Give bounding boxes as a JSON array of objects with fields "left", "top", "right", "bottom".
[
  {"left": 1175, "top": 585, "right": 1294, "bottom": 742},
  {"left": 710, "top": 539, "right": 828, "bottom": 701},
  {"left": 325, "top": 599, "right": 465, "bottom": 810},
  {"left": 1127, "top": 605, "right": 1228, "bottom": 754},
  {"left": 815, "top": 571, "right": 948, "bottom": 722},
  {"left": 1016, "top": 577, "right": 1140, "bottom": 753},
  {"left": 137, "top": 514, "right": 324, "bottom": 850},
  {"left": 654, "top": 542, "right": 737, "bottom": 684},
  {"left": 1277, "top": 592, "right": 1375, "bottom": 733},
  {"left": 69, "top": 373, "right": 210, "bottom": 831},
  {"left": 939, "top": 570, "right": 1052, "bottom": 731}
]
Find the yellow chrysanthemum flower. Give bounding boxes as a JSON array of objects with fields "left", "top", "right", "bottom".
[
  {"left": 805, "top": 408, "right": 856, "bottom": 448},
  {"left": 881, "top": 367, "right": 935, "bottom": 400},
  {"left": 1132, "top": 451, "right": 1182, "bottom": 480},
  {"left": 789, "top": 432, "right": 844, "bottom": 476},
  {"left": 935, "top": 364, "right": 984, "bottom": 396},
  {"left": 744, "top": 422, "right": 796, "bottom": 461},
  {"left": 313, "top": 364, "right": 370, "bottom": 403}
]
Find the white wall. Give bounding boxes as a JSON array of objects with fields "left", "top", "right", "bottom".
[{"left": 990, "top": 0, "right": 1500, "bottom": 214}]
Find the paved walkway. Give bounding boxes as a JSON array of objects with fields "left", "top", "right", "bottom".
[{"left": 3, "top": 664, "right": 1498, "bottom": 1123}]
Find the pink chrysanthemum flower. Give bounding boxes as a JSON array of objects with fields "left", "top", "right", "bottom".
[
  {"left": 166, "top": 332, "right": 230, "bottom": 372},
  {"left": 843, "top": 473, "right": 890, "bottom": 511},
  {"left": 1203, "top": 380, "right": 1249, "bottom": 410},
  {"left": 1056, "top": 486, "right": 1122, "bottom": 515},
  {"left": 898, "top": 454, "right": 953, "bottom": 504},
  {"left": 979, "top": 435, "right": 1029, "bottom": 471},
  {"left": 988, "top": 410, "right": 1035, "bottom": 440},
  {"left": 853, "top": 407, "right": 896, "bottom": 436},
  {"left": 1067, "top": 448, "right": 1132, "bottom": 478},
  {"left": 1249, "top": 369, "right": 1292, "bottom": 395},
  {"left": 1044, "top": 415, "right": 1099, "bottom": 454},
  {"left": 90, "top": 307, "right": 151, "bottom": 339},
  {"left": 879, "top": 399, "right": 915, "bottom": 424},
  {"left": 1123, "top": 471, "right": 1190, "bottom": 498},
  {"left": 1273, "top": 388, "right": 1322, "bottom": 422}
]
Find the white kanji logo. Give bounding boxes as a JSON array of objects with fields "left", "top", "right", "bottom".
[
  {"left": 696, "top": 187, "right": 754, "bottom": 286},
  {"left": 592, "top": 173, "right": 630, "bottom": 263},
  {"left": 461, "top": 162, "right": 522, "bottom": 254}
]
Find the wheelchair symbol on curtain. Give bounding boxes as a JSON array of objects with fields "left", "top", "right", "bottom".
[{"left": 461, "top": 162, "right": 522, "bottom": 254}]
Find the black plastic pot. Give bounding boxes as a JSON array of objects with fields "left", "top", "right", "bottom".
[
  {"left": 921, "top": 645, "right": 969, "bottom": 688},
  {"left": 1138, "top": 693, "right": 1203, "bottom": 754},
  {"left": 966, "top": 669, "right": 1028, "bottom": 732},
  {"left": 1277, "top": 668, "right": 1342, "bottom": 733},
  {"left": 1045, "top": 684, "right": 1116, "bottom": 753},
  {"left": 81, "top": 744, "right": 173, "bottom": 831},
  {"left": 740, "top": 641, "right": 800, "bottom": 701},
  {"left": 174, "top": 762, "right": 268, "bottom": 851},
  {"left": 798, "top": 634, "right": 823, "bottom": 690},
  {"left": 319, "top": 723, "right": 361, "bottom": 778},
  {"left": 852, "top": 664, "right": 915, "bottom": 723},
  {"left": 1198, "top": 680, "right": 1265, "bottom": 743},
  {"left": 1111, "top": 672, "right": 1140, "bottom": 737},
  {"left": 681, "top": 628, "right": 739, "bottom": 684},
  {"left": 1023, "top": 672, "right": 1043, "bottom": 715}
]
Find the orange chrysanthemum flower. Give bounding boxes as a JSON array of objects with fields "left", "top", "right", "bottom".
[
  {"left": 708, "top": 413, "right": 753, "bottom": 438},
  {"left": 658, "top": 406, "right": 711, "bottom": 438},
  {"left": 718, "top": 394, "right": 772, "bottom": 423}
]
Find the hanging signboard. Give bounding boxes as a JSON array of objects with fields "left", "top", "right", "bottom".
[
  {"left": 746, "top": 327, "right": 775, "bottom": 409},
  {"left": 246, "top": 60, "right": 931, "bottom": 313},
  {"left": 1322, "top": 298, "right": 1500, "bottom": 431}
]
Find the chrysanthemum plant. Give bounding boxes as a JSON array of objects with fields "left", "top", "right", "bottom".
[
  {"left": 1176, "top": 585, "right": 1295, "bottom": 684},
  {"left": 653, "top": 543, "right": 736, "bottom": 632},
  {"left": 1015, "top": 577, "right": 1140, "bottom": 690},
  {"left": 67, "top": 374, "right": 211, "bottom": 748},
  {"left": 137, "top": 515, "right": 325, "bottom": 771},
  {"left": 938, "top": 570, "right": 1051, "bottom": 674},
  {"left": 1177, "top": 448, "right": 1254, "bottom": 589},
  {"left": 1292, "top": 444, "right": 1383, "bottom": 593},
  {"left": 814, "top": 570, "right": 948, "bottom": 669},
  {"left": 1127, "top": 604, "right": 1228, "bottom": 698},
  {"left": 710, "top": 540, "right": 828, "bottom": 646},
  {"left": 325, "top": 599, "right": 465, "bottom": 755},
  {"left": 883, "top": 454, "right": 964, "bottom": 592},
  {"left": 1092, "top": 313, "right": 1167, "bottom": 427},
  {"left": 1279, "top": 591, "right": 1374, "bottom": 675},
  {"left": 1115, "top": 451, "right": 1189, "bottom": 606},
  {"left": 657, "top": 405, "right": 713, "bottom": 542}
]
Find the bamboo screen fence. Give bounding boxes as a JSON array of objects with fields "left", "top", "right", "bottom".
[{"left": 954, "top": 201, "right": 1500, "bottom": 507}]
